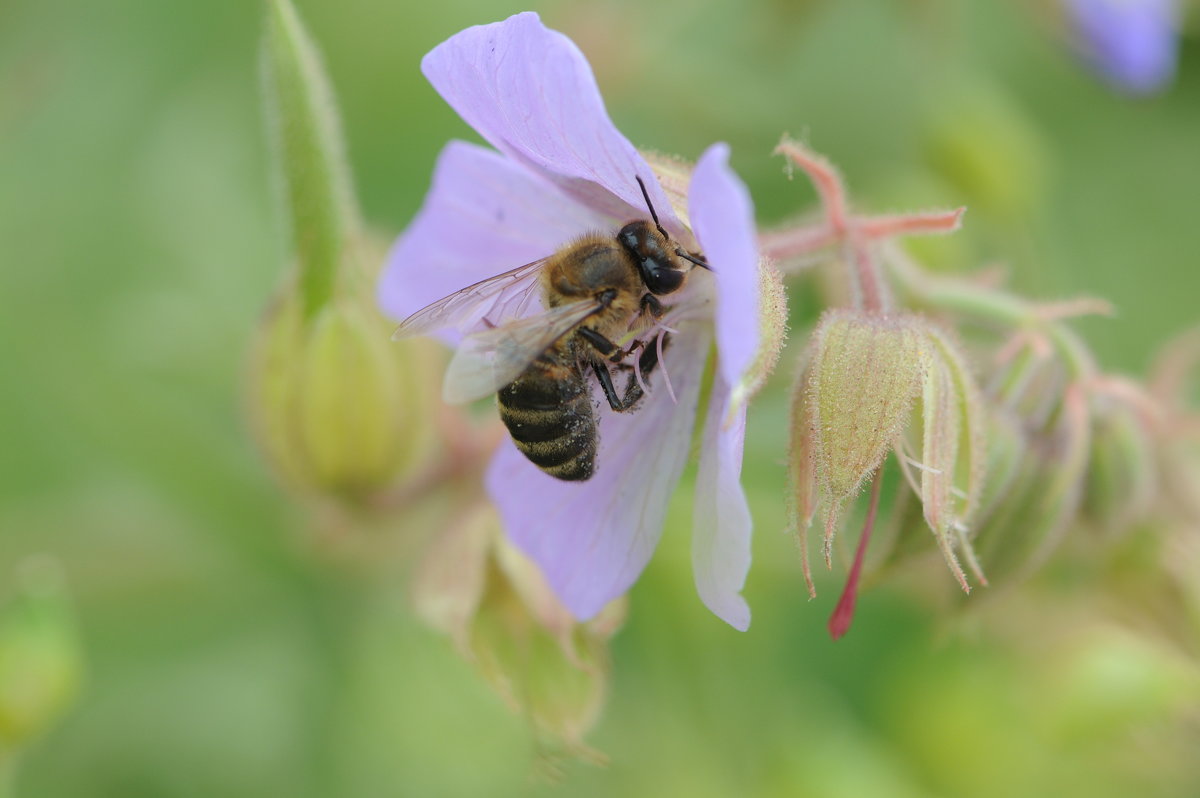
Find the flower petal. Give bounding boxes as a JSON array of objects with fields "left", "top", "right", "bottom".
[
  {"left": 692, "top": 371, "right": 753, "bottom": 631},
  {"left": 1065, "top": 0, "right": 1179, "bottom": 94},
  {"left": 485, "top": 323, "right": 711, "bottom": 620},
  {"left": 377, "top": 139, "right": 610, "bottom": 335},
  {"left": 688, "top": 143, "right": 760, "bottom": 395},
  {"left": 421, "top": 12, "right": 681, "bottom": 233}
]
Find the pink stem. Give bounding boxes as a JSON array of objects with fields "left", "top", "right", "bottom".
[
  {"left": 774, "top": 138, "right": 849, "bottom": 234},
  {"left": 857, "top": 207, "right": 965, "bottom": 239},
  {"left": 757, "top": 225, "right": 839, "bottom": 261},
  {"left": 846, "top": 231, "right": 889, "bottom": 314}
]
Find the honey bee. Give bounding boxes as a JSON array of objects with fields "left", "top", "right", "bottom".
[{"left": 393, "top": 177, "right": 710, "bottom": 481}]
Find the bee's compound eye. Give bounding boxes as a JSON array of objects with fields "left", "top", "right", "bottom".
[
  {"left": 645, "top": 265, "right": 685, "bottom": 295},
  {"left": 618, "top": 223, "right": 643, "bottom": 251}
]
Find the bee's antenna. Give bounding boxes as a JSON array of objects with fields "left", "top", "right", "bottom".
[
  {"left": 675, "top": 249, "right": 714, "bottom": 272},
  {"left": 635, "top": 175, "right": 670, "bottom": 241}
]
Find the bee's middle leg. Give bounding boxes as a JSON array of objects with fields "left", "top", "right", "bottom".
[
  {"left": 595, "top": 333, "right": 672, "bottom": 412},
  {"left": 578, "top": 326, "right": 642, "bottom": 365}
]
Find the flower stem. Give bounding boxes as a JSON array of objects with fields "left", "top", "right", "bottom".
[
  {"left": 845, "top": 231, "right": 889, "bottom": 314},
  {"left": 264, "top": 0, "right": 359, "bottom": 319},
  {"left": 885, "top": 245, "right": 1098, "bottom": 379},
  {"left": 773, "top": 138, "right": 849, "bottom": 233},
  {"left": 829, "top": 473, "right": 883, "bottom": 640},
  {"left": 757, "top": 225, "right": 838, "bottom": 264}
]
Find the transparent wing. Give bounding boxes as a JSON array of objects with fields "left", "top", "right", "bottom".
[
  {"left": 442, "top": 298, "right": 603, "bottom": 404},
  {"left": 391, "top": 258, "right": 548, "bottom": 340}
]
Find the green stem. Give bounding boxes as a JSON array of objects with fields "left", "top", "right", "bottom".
[
  {"left": 264, "top": 0, "right": 359, "bottom": 318},
  {"left": 887, "top": 250, "right": 1096, "bottom": 379}
]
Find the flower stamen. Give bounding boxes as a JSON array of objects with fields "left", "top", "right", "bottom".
[{"left": 657, "top": 328, "right": 677, "bottom": 405}]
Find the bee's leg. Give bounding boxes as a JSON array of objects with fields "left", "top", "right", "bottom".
[
  {"left": 578, "top": 327, "right": 618, "bottom": 357},
  {"left": 579, "top": 326, "right": 642, "bottom": 365},
  {"left": 607, "top": 332, "right": 673, "bottom": 411},
  {"left": 591, "top": 360, "right": 638, "bottom": 412},
  {"left": 640, "top": 294, "right": 665, "bottom": 318}
]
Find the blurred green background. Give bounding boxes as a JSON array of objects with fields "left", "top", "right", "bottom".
[{"left": 2, "top": 0, "right": 1199, "bottom": 795}]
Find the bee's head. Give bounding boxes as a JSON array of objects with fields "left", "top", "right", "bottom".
[
  {"left": 623, "top": 176, "right": 713, "bottom": 295},
  {"left": 619, "top": 220, "right": 688, "bottom": 295}
]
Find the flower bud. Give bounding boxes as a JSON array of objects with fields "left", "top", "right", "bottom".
[
  {"left": 971, "top": 384, "right": 1092, "bottom": 584},
  {"left": 0, "top": 558, "right": 83, "bottom": 752},
  {"left": 1082, "top": 391, "right": 1159, "bottom": 535},
  {"left": 904, "top": 325, "right": 988, "bottom": 590},
  {"left": 787, "top": 361, "right": 820, "bottom": 596},
  {"left": 808, "top": 310, "right": 924, "bottom": 510},
  {"left": 253, "top": 2, "right": 447, "bottom": 503},
  {"left": 248, "top": 287, "right": 442, "bottom": 501},
  {"left": 412, "top": 506, "right": 624, "bottom": 760},
  {"left": 975, "top": 405, "right": 1029, "bottom": 525}
]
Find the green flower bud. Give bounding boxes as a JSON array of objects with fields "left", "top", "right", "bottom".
[
  {"left": 787, "top": 360, "right": 820, "bottom": 596},
  {"left": 0, "top": 558, "right": 83, "bottom": 753},
  {"left": 1083, "top": 391, "right": 1159, "bottom": 535},
  {"left": 252, "top": 1, "right": 447, "bottom": 503},
  {"left": 904, "top": 325, "right": 988, "bottom": 590},
  {"left": 411, "top": 506, "right": 623, "bottom": 762},
  {"left": 975, "top": 406, "right": 1029, "bottom": 525},
  {"left": 972, "top": 384, "right": 1092, "bottom": 584},
  {"left": 248, "top": 287, "right": 442, "bottom": 501},
  {"left": 808, "top": 310, "right": 924, "bottom": 509}
]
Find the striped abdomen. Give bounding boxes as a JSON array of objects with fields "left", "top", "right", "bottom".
[{"left": 497, "top": 354, "right": 597, "bottom": 481}]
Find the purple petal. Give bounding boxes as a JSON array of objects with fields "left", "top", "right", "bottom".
[
  {"left": 421, "top": 12, "right": 682, "bottom": 233},
  {"left": 1065, "top": 0, "right": 1179, "bottom": 94},
  {"left": 692, "top": 371, "right": 752, "bottom": 631},
  {"left": 688, "top": 143, "right": 760, "bottom": 391},
  {"left": 378, "top": 140, "right": 610, "bottom": 335},
  {"left": 485, "top": 323, "right": 711, "bottom": 620}
]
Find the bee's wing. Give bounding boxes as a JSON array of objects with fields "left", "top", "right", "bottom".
[
  {"left": 391, "top": 258, "right": 548, "bottom": 340},
  {"left": 442, "top": 298, "right": 603, "bottom": 404}
]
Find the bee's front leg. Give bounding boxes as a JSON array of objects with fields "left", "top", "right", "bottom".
[{"left": 640, "top": 294, "right": 665, "bottom": 318}]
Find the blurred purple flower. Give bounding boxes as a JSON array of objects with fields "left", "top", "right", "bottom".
[
  {"left": 1065, "top": 0, "right": 1180, "bottom": 94},
  {"left": 379, "top": 13, "right": 764, "bottom": 630}
]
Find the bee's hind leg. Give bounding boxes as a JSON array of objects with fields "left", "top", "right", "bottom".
[
  {"left": 591, "top": 360, "right": 640, "bottom": 412},
  {"left": 598, "top": 332, "right": 673, "bottom": 412}
]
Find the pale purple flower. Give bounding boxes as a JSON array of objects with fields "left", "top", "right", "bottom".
[
  {"left": 378, "top": 12, "right": 763, "bottom": 630},
  {"left": 1064, "top": 0, "right": 1180, "bottom": 94}
]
